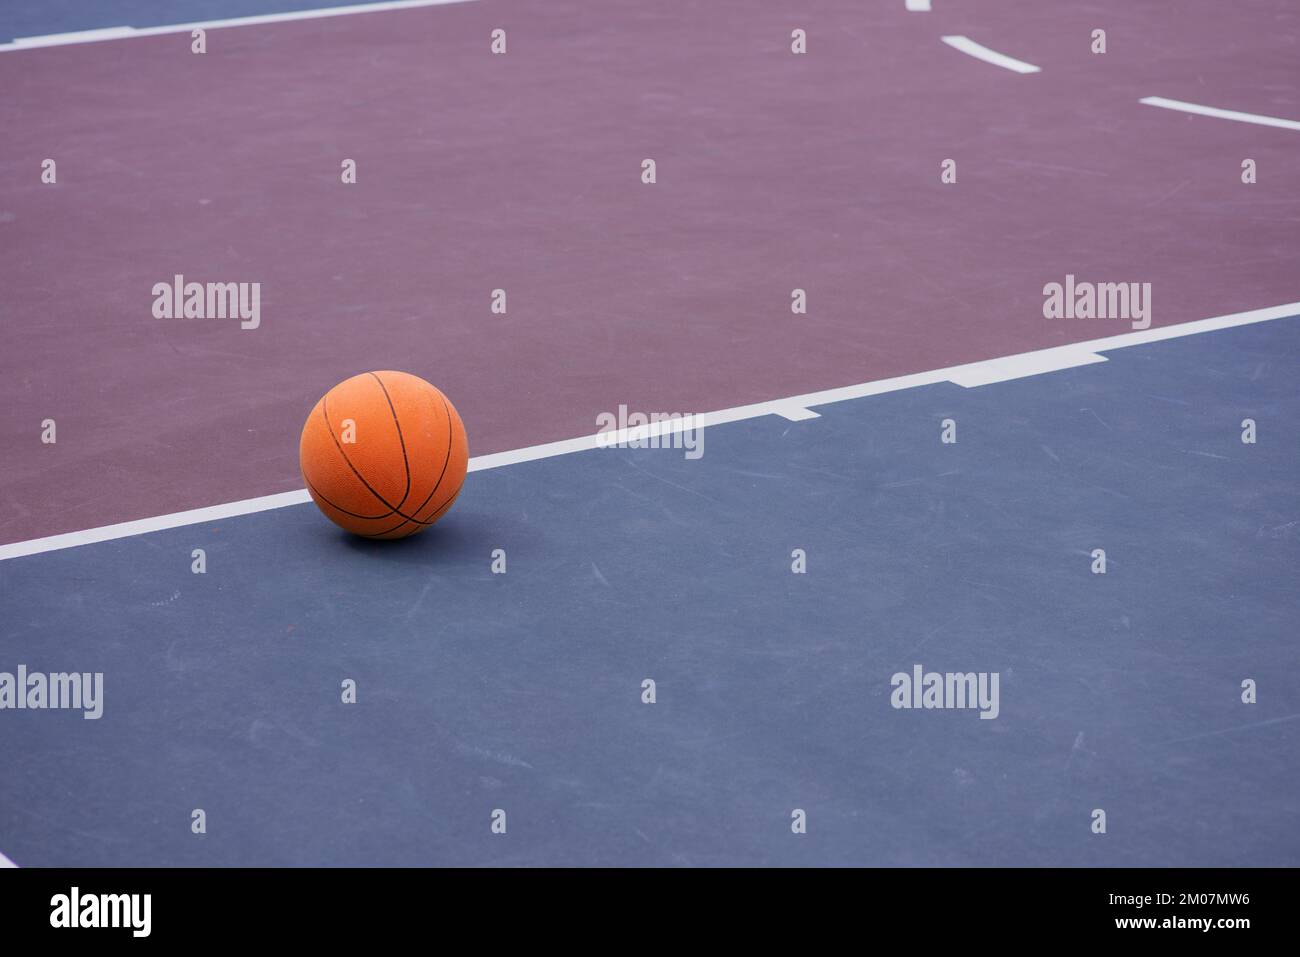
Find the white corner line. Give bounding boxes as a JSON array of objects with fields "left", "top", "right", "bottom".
[
  {"left": 1139, "top": 96, "right": 1300, "bottom": 132},
  {"left": 941, "top": 35, "right": 1040, "bottom": 74},
  {"left": 0, "top": 850, "right": 16, "bottom": 867},
  {"left": 905, "top": 0, "right": 932, "bottom": 11},
  {"left": 1, "top": 300, "right": 1297, "bottom": 562},
  {"left": 0, "top": 0, "right": 476, "bottom": 52}
]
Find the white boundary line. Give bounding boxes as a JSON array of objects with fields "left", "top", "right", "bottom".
[
  {"left": 1139, "top": 96, "right": 1300, "bottom": 132},
  {"left": 0, "top": 850, "right": 15, "bottom": 867},
  {"left": 905, "top": 0, "right": 933, "bottom": 11},
  {"left": 947, "top": 348, "right": 1107, "bottom": 388},
  {"left": 0, "top": 301, "right": 1296, "bottom": 562},
  {"left": 0, "top": 0, "right": 476, "bottom": 52},
  {"left": 941, "top": 35, "right": 1040, "bottom": 74}
]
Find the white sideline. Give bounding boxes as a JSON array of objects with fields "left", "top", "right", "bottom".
[
  {"left": 1139, "top": 96, "right": 1300, "bottom": 132},
  {"left": 905, "top": 1, "right": 932, "bottom": 11},
  {"left": 947, "top": 348, "right": 1107, "bottom": 388},
  {"left": 0, "top": 0, "right": 476, "bottom": 52},
  {"left": 941, "top": 35, "right": 1040, "bottom": 74},
  {"left": 0, "top": 300, "right": 1297, "bottom": 562},
  {"left": 0, "top": 851, "right": 15, "bottom": 867}
]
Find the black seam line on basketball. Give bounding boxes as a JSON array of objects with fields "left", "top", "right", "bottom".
[
  {"left": 369, "top": 476, "right": 464, "bottom": 537},
  {"left": 364, "top": 480, "right": 464, "bottom": 537},
  {"left": 409, "top": 391, "right": 456, "bottom": 520},
  {"left": 369, "top": 371, "right": 412, "bottom": 512},
  {"left": 321, "top": 395, "right": 426, "bottom": 523},
  {"left": 371, "top": 393, "right": 455, "bottom": 535},
  {"left": 370, "top": 393, "right": 456, "bottom": 535},
  {"left": 370, "top": 475, "right": 462, "bottom": 536},
  {"left": 363, "top": 496, "right": 456, "bottom": 538},
  {"left": 365, "top": 494, "right": 457, "bottom": 539},
  {"left": 304, "top": 475, "right": 394, "bottom": 521}
]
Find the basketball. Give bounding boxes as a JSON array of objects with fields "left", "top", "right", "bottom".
[{"left": 299, "top": 371, "right": 468, "bottom": 539}]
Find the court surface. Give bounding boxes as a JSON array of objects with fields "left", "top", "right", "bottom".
[{"left": 1, "top": 0, "right": 1297, "bottom": 866}]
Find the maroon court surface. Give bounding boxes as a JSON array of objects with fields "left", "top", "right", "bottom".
[{"left": 2, "top": 0, "right": 1298, "bottom": 544}]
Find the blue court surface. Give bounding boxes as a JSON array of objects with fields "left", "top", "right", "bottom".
[
  {"left": 2, "top": 318, "right": 1297, "bottom": 867},
  {"left": 0, "top": 0, "right": 435, "bottom": 42}
]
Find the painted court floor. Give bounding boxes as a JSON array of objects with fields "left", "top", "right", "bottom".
[
  {"left": 1, "top": 0, "right": 1298, "bottom": 867},
  {"left": 2, "top": 317, "right": 1298, "bottom": 866}
]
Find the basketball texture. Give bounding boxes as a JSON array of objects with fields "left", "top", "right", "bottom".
[{"left": 299, "top": 371, "right": 468, "bottom": 539}]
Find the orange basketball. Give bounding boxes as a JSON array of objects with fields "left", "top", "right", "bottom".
[{"left": 299, "top": 371, "right": 468, "bottom": 539}]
